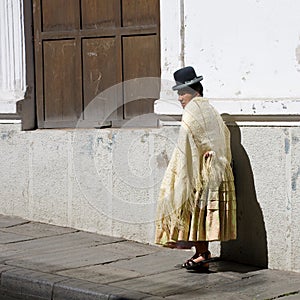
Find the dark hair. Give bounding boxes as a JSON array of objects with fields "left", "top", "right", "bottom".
[
  {"left": 190, "top": 82, "right": 203, "bottom": 96},
  {"left": 179, "top": 82, "right": 203, "bottom": 96}
]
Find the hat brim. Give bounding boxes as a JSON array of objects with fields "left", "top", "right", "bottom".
[{"left": 172, "top": 76, "right": 203, "bottom": 91}]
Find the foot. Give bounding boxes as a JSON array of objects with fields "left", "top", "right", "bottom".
[
  {"left": 184, "top": 251, "right": 211, "bottom": 270},
  {"left": 181, "top": 252, "right": 199, "bottom": 268},
  {"left": 192, "top": 251, "right": 211, "bottom": 268}
]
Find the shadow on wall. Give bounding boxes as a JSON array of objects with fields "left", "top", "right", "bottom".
[{"left": 221, "top": 122, "right": 268, "bottom": 268}]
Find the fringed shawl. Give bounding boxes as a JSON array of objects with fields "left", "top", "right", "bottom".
[{"left": 155, "top": 97, "right": 236, "bottom": 243}]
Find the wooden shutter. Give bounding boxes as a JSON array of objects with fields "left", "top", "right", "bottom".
[{"left": 33, "top": 0, "right": 160, "bottom": 128}]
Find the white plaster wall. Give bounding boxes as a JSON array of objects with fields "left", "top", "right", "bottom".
[
  {"left": 0, "top": 124, "right": 299, "bottom": 272},
  {"left": 185, "top": 0, "right": 300, "bottom": 98},
  {"left": 156, "top": 0, "right": 184, "bottom": 115},
  {"left": 156, "top": 0, "right": 300, "bottom": 115}
]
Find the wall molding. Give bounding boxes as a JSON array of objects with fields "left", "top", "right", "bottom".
[{"left": 155, "top": 98, "right": 300, "bottom": 117}]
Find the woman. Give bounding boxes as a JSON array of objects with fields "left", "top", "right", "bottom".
[{"left": 155, "top": 66, "right": 237, "bottom": 271}]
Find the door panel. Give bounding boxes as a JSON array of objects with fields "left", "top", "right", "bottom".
[
  {"left": 82, "top": 38, "right": 120, "bottom": 121},
  {"left": 42, "top": 0, "right": 79, "bottom": 32},
  {"left": 123, "top": 35, "right": 160, "bottom": 118},
  {"left": 43, "top": 40, "right": 81, "bottom": 122},
  {"left": 122, "top": 0, "right": 159, "bottom": 27},
  {"left": 81, "top": 0, "right": 118, "bottom": 29}
]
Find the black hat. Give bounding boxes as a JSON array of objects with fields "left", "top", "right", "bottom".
[{"left": 172, "top": 66, "right": 203, "bottom": 90}]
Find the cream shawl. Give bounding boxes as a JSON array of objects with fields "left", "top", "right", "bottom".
[{"left": 155, "top": 97, "right": 236, "bottom": 243}]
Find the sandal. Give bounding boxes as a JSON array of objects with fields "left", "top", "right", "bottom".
[
  {"left": 185, "top": 260, "right": 209, "bottom": 272},
  {"left": 180, "top": 253, "right": 199, "bottom": 268},
  {"left": 185, "top": 251, "right": 214, "bottom": 271},
  {"left": 179, "top": 251, "right": 211, "bottom": 269}
]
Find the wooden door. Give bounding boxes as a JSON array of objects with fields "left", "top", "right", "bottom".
[{"left": 33, "top": 0, "right": 160, "bottom": 128}]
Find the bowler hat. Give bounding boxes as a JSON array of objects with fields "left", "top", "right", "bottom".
[{"left": 172, "top": 66, "right": 203, "bottom": 90}]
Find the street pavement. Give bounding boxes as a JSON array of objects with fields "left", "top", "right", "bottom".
[{"left": 0, "top": 214, "right": 299, "bottom": 300}]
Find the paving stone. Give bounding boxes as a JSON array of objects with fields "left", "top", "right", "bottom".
[
  {"left": 0, "top": 244, "right": 23, "bottom": 260},
  {"left": 235, "top": 270, "right": 300, "bottom": 300},
  {"left": 0, "top": 231, "right": 33, "bottom": 244},
  {"left": 3, "top": 238, "right": 161, "bottom": 274},
  {"left": 0, "top": 264, "right": 16, "bottom": 276},
  {"left": 52, "top": 278, "right": 153, "bottom": 300},
  {"left": 0, "top": 290, "right": 24, "bottom": 300},
  {"left": 0, "top": 289, "right": 49, "bottom": 300},
  {"left": 55, "top": 253, "right": 258, "bottom": 286},
  {"left": 0, "top": 222, "right": 77, "bottom": 238},
  {"left": 279, "top": 293, "right": 300, "bottom": 300},
  {"left": 108, "top": 268, "right": 233, "bottom": 298},
  {"left": 0, "top": 215, "right": 28, "bottom": 228},
  {"left": 108, "top": 248, "right": 261, "bottom": 278},
  {"left": 107, "top": 248, "right": 195, "bottom": 276},
  {"left": 117, "top": 267, "right": 300, "bottom": 300},
  {"left": 1, "top": 231, "right": 125, "bottom": 259},
  {"left": 166, "top": 290, "right": 252, "bottom": 300},
  {"left": 56, "top": 264, "right": 142, "bottom": 284},
  {"left": 208, "top": 260, "right": 262, "bottom": 274},
  {"left": 0, "top": 267, "right": 66, "bottom": 300},
  {"left": 98, "top": 240, "right": 161, "bottom": 257},
  {"left": 4, "top": 246, "right": 132, "bottom": 272},
  {"left": 56, "top": 248, "right": 192, "bottom": 284},
  {"left": 187, "top": 269, "right": 300, "bottom": 300}
]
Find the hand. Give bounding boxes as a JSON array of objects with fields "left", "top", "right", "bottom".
[{"left": 204, "top": 151, "right": 212, "bottom": 159}]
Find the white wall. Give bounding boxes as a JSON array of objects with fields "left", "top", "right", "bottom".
[
  {"left": 156, "top": 0, "right": 300, "bottom": 115},
  {"left": 185, "top": 0, "right": 300, "bottom": 98}
]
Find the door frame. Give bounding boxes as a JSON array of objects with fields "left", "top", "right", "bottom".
[{"left": 17, "top": 0, "right": 36, "bottom": 130}]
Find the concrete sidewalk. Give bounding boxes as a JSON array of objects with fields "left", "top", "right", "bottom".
[{"left": 0, "top": 215, "right": 299, "bottom": 300}]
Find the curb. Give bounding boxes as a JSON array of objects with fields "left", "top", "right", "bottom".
[{"left": 0, "top": 266, "right": 161, "bottom": 300}]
